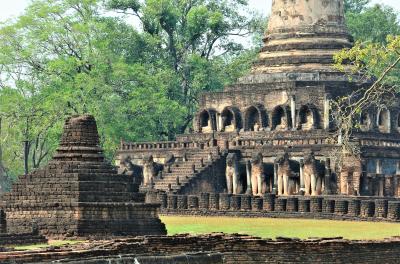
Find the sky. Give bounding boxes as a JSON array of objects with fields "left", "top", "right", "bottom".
[{"left": 0, "top": 0, "right": 399, "bottom": 22}]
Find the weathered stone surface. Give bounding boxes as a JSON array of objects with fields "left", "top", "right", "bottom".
[
  {"left": 2, "top": 234, "right": 400, "bottom": 264},
  {"left": 2, "top": 115, "right": 166, "bottom": 238}
]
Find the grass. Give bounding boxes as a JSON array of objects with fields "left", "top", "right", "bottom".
[
  {"left": 13, "top": 240, "right": 85, "bottom": 251},
  {"left": 160, "top": 216, "right": 400, "bottom": 240},
  {"left": 10, "top": 217, "right": 400, "bottom": 250}
]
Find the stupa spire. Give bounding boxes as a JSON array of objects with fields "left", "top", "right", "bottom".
[
  {"left": 249, "top": 0, "right": 353, "bottom": 76},
  {"left": 267, "top": 0, "right": 346, "bottom": 34}
]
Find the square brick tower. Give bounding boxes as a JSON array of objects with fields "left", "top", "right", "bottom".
[{"left": 2, "top": 115, "right": 166, "bottom": 237}]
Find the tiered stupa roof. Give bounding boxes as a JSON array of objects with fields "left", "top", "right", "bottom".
[{"left": 3, "top": 115, "right": 166, "bottom": 237}]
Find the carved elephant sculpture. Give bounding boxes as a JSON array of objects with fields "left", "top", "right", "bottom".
[
  {"left": 119, "top": 156, "right": 143, "bottom": 185},
  {"left": 251, "top": 152, "right": 266, "bottom": 196},
  {"left": 276, "top": 152, "right": 299, "bottom": 196},
  {"left": 303, "top": 152, "right": 323, "bottom": 196},
  {"left": 142, "top": 155, "right": 163, "bottom": 187},
  {"left": 226, "top": 153, "right": 241, "bottom": 194}
]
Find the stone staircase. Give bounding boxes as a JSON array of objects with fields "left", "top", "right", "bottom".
[{"left": 153, "top": 148, "right": 224, "bottom": 193}]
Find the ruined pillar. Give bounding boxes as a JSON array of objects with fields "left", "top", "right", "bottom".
[
  {"left": 245, "top": 160, "right": 252, "bottom": 195},
  {"left": 299, "top": 159, "right": 305, "bottom": 193},
  {"left": 167, "top": 195, "right": 178, "bottom": 210},
  {"left": 334, "top": 199, "right": 348, "bottom": 215},
  {"left": 388, "top": 201, "right": 400, "bottom": 220},
  {"left": 273, "top": 162, "right": 278, "bottom": 194},
  {"left": 209, "top": 193, "right": 220, "bottom": 210},
  {"left": 323, "top": 199, "right": 335, "bottom": 214},
  {"left": 375, "top": 199, "right": 388, "bottom": 218},
  {"left": 157, "top": 192, "right": 168, "bottom": 209},
  {"left": 323, "top": 158, "right": 332, "bottom": 194},
  {"left": 348, "top": 199, "right": 361, "bottom": 217},
  {"left": 360, "top": 200, "right": 375, "bottom": 218},
  {"left": 263, "top": 193, "right": 275, "bottom": 211},
  {"left": 188, "top": 196, "right": 199, "bottom": 209},
  {"left": 397, "top": 160, "right": 400, "bottom": 175},
  {"left": 275, "top": 198, "right": 287, "bottom": 212},
  {"left": 290, "top": 95, "right": 296, "bottom": 130},
  {"left": 286, "top": 197, "right": 298, "bottom": 212},
  {"left": 241, "top": 195, "right": 252, "bottom": 211},
  {"left": 230, "top": 195, "right": 241, "bottom": 210},
  {"left": 217, "top": 113, "right": 222, "bottom": 132},
  {"left": 310, "top": 197, "right": 323, "bottom": 213},
  {"left": 376, "top": 159, "right": 383, "bottom": 174},
  {"left": 199, "top": 193, "right": 210, "bottom": 209},
  {"left": 219, "top": 193, "right": 231, "bottom": 210},
  {"left": 177, "top": 195, "right": 188, "bottom": 210},
  {"left": 252, "top": 197, "right": 263, "bottom": 211},
  {"left": 324, "top": 95, "right": 331, "bottom": 130},
  {"left": 298, "top": 198, "right": 311, "bottom": 213}
]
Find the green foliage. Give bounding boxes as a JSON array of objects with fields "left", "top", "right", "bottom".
[
  {"left": 344, "top": 0, "right": 370, "bottom": 14},
  {"left": 0, "top": 0, "right": 263, "bottom": 179},
  {"left": 106, "top": 0, "right": 265, "bottom": 124},
  {"left": 334, "top": 35, "right": 400, "bottom": 88},
  {"left": 344, "top": 1, "right": 400, "bottom": 44}
]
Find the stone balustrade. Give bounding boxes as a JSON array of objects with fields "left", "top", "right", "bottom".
[
  {"left": 147, "top": 191, "right": 400, "bottom": 222},
  {"left": 120, "top": 140, "right": 216, "bottom": 151}
]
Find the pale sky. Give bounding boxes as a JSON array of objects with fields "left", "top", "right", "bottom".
[{"left": 1, "top": 0, "right": 399, "bottom": 22}]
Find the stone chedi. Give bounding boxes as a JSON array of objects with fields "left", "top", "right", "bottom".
[
  {"left": 117, "top": 0, "right": 400, "bottom": 198},
  {"left": 2, "top": 115, "right": 166, "bottom": 237}
]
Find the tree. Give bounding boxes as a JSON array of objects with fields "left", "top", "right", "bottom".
[
  {"left": 345, "top": 1, "right": 400, "bottom": 44},
  {"left": 344, "top": 0, "right": 370, "bottom": 14},
  {"left": 332, "top": 35, "right": 400, "bottom": 165},
  {"left": 0, "top": 0, "right": 263, "bottom": 179},
  {"left": 106, "top": 0, "right": 264, "bottom": 132},
  {"left": 0, "top": 0, "right": 186, "bottom": 177}
]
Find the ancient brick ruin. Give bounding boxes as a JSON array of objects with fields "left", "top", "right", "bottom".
[
  {"left": 117, "top": 0, "right": 400, "bottom": 201},
  {"left": 1, "top": 115, "right": 166, "bottom": 237},
  {"left": 2, "top": 234, "right": 400, "bottom": 264}
]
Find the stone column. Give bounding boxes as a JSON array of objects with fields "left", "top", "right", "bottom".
[
  {"left": 324, "top": 158, "right": 332, "bottom": 194},
  {"left": 217, "top": 113, "right": 223, "bottom": 132},
  {"left": 245, "top": 160, "right": 252, "bottom": 194},
  {"left": 290, "top": 95, "right": 296, "bottom": 130},
  {"left": 376, "top": 159, "right": 384, "bottom": 196},
  {"left": 376, "top": 159, "right": 383, "bottom": 174},
  {"left": 299, "top": 159, "right": 305, "bottom": 193},
  {"left": 273, "top": 162, "right": 278, "bottom": 194},
  {"left": 397, "top": 160, "right": 400, "bottom": 175},
  {"left": 324, "top": 95, "right": 331, "bottom": 130}
]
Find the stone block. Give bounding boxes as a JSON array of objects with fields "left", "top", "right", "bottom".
[
  {"left": 220, "top": 194, "right": 231, "bottom": 210},
  {"left": 240, "top": 195, "right": 252, "bottom": 211},
  {"left": 286, "top": 197, "right": 298, "bottom": 212},
  {"left": 375, "top": 200, "right": 388, "bottom": 218},
  {"left": 298, "top": 198, "right": 310, "bottom": 213},
  {"left": 263, "top": 194, "right": 275, "bottom": 211},
  {"left": 360, "top": 200, "right": 375, "bottom": 218}
]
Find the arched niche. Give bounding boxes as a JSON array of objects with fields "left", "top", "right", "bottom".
[
  {"left": 197, "top": 109, "right": 217, "bottom": 133},
  {"left": 359, "top": 111, "right": 371, "bottom": 132},
  {"left": 244, "top": 104, "right": 268, "bottom": 131},
  {"left": 377, "top": 108, "right": 391, "bottom": 133},
  {"left": 298, "top": 104, "right": 319, "bottom": 130},
  {"left": 272, "top": 105, "right": 291, "bottom": 131},
  {"left": 221, "top": 106, "right": 242, "bottom": 132}
]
